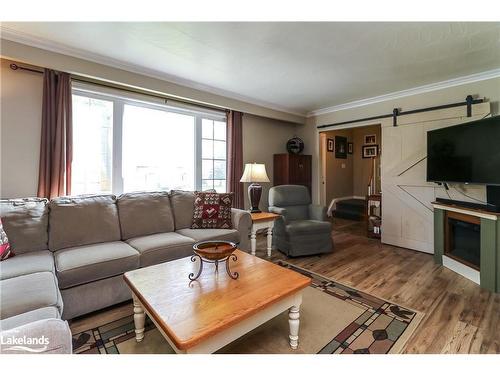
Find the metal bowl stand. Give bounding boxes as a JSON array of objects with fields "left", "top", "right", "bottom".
[{"left": 188, "top": 252, "right": 239, "bottom": 281}]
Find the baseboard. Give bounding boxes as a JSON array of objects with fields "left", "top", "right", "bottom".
[{"left": 442, "top": 255, "right": 480, "bottom": 285}]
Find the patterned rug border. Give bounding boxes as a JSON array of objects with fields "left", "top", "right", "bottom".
[
  {"left": 72, "top": 260, "right": 425, "bottom": 354},
  {"left": 275, "top": 259, "right": 425, "bottom": 317},
  {"left": 275, "top": 259, "right": 425, "bottom": 354}
]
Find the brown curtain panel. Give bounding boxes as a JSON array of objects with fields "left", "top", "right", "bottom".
[
  {"left": 37, "top": 69, "right": 73, "bottom": 199},
  {"left": 226, "top": 110, "right": 244, "bottom": 209}
]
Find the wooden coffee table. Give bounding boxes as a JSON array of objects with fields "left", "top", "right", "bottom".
[{"left": 123, "top": 250, "right": 310, "bottom": 354}]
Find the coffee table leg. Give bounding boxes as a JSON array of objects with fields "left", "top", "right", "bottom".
[
  {"left": 133, "top": 294, "right": 145, "bottom": 342},
  {"left": 288, "top": 305, "right": 300, "bottom": 349}
]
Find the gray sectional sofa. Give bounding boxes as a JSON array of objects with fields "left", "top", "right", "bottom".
[{"left": 0, "top": 190, "right": 252, "bottom": 353}]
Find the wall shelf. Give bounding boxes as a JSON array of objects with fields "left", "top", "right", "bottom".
[{"left": 367, "top": 194, "right": 382, "bottom": 239}]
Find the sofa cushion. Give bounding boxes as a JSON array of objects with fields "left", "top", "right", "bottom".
[
  {"left": 192, "top": 192, "right": 233, "bottom": 229},
  {"left": 0, "top": 306, "right": 60, "bottom": 331},
  {"left": 0, "top": 250, "right": 54, "bottom": 280},
  {"left": 286, "top": 220, "right": 332, "bottom": 235},
  {"left": 0, "top": 272, "right": 63, "bottom": 320},
  {"left": 127, "top": 232, "right": 195, "bottom": 267},
  {"left": 54, "top": 241, "right": 139, "bottom": 289},
  {"left": 176, "top": 228, "right": 240, "bottom": 244},
  {"left": 117, "top": 191, "right": 175, "bottom": 240},
  {"left": 49, "top": 195, "right": 121, "bottom": 251},
  {"left": 0, "top": 198, "right": 49, "bottom": 254},
  {"left": 169, "top": 190, "right": 196, "bottom": 230}
]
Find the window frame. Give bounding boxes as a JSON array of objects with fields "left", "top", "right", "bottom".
[
  {"left": 200, "top": 118, "right": 228, "bottom": 192},
  {"left": 72, "top": 85, "right": 227, "bottom": 195}
]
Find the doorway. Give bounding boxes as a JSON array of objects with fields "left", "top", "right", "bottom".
[{"left": 319, "top": 124, "right": 382, "bottom": 238}]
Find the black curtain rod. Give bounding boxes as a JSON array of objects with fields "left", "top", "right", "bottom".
[
  {"left": 9, "top": 63, "right": 230, "bottom": 114},
  {"left": 9, "top": 63, "right": 43, "bottom": 74},
  {"left": 317, "top": 95, "right": 484, "bottom": 129},
  {"left": 71, "top": 77, "right": 230, "bottom": 114}
]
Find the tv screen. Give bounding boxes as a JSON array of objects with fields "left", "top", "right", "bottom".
[{"left": 427, "top": 116, "right": 500, "bottom": 185}]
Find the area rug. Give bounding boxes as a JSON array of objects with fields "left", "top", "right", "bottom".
[{"left": 71, "top": 261, "right": 424, "bottom": 354}]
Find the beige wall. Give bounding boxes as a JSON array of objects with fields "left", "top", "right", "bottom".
[
  {"left": 1, "top": 58, "right": 43, "bottom": 198},
  {"left": 0, "top": 58, "right": 297, "bottom": 200},
  {"left": 298, "top": 76, "right": 500, "bottom": 204},
  {"left": 323, "top": 129, "right": 353, "bottom": 203},
  {"left": 1, "top": 39, "right": 305, "bottom": 125},
  {"left": 242, "top": 114, "right": 297, "bottom": 210}
]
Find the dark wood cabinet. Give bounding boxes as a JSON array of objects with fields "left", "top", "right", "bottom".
[{"left": 273, "top": 154, "right": 312, "bottom": 192}]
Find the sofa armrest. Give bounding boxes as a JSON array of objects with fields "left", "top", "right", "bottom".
[
  {"left": 0, "top": 318, "right": 72, "bottom": 354},
  {"left": 231, "top": 208, "right": 252, "bottom": 252},
  {"left": 309, "top": 204, "right": 327, "bottom": 221}
]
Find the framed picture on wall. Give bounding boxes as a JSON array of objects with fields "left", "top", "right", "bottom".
[
  {"left": 362, "top": 145, "right": 378, "bottom": 158},
  {"left": 327, "top": 138, "right": 334, "bottom": 152},
  {"left": 364, "top": 134, "right": 376, "bottom": 145},
  {"left": 335, "top": 136, "right": 347, "bottom": 159},
  {"left": 348, "top": 142, "right": 353, "bottom": 154}
]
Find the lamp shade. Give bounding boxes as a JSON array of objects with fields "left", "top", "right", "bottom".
[{"left": 240, "top": 163, "right": 270, "bottom": 183}]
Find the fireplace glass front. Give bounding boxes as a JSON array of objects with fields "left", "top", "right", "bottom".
[{"left": 446, "top": 217, "right": 480, "bottom": 270}]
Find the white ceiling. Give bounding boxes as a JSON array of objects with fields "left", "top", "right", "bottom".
[{"left": 2, "top": 22, "right": 499, "bottom": 116}]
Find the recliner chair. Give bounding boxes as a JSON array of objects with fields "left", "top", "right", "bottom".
[{"left": 268, "top": 185, "right": 333, "bottom": 257}]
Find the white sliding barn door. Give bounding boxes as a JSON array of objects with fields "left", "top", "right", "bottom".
[{"left": 381, "top": 102, "right": 491, "bottom": 253}]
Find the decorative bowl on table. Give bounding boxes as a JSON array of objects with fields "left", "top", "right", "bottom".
[
  {"left": 189, "top": 241, "right": 239, "bottom": 281},
  {"left": 193, "top": 240, "right": 237, "bottom": 261}
]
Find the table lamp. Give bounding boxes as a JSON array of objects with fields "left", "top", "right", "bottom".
[{"left": 240, "top": 163, "right": 270, "bottom": 213}]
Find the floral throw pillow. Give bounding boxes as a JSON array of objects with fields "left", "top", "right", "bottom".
[
  {"left": 0, "top": 217, "right": 14, "bottom": 261},
  {"left": 191, "top": 192, "right": 234, "bottom": 229}
]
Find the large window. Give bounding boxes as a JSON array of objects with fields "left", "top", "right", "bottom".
[{"left": 71, "top": 86, "right": 227, "bottom": 195}]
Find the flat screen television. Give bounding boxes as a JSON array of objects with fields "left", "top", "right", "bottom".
[{"left": 427, "top": 116, "right": 500, "bottom": 185}]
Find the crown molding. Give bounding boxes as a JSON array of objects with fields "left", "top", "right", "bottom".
[
  {"left": 307, "top": 68, "right": 500, "bottom": 117},
  {"left": 0, "top": 26, "right": 307, "bottom": 119}
]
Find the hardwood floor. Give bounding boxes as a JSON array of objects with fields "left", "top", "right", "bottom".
[
  {"left": 71, "top": 218, "right": 499, "bottom": 354},
  {"left": 260, "top": 217, "right": 500, "bottom": 354}
]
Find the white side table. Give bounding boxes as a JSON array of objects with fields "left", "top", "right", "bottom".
[{"left": 250, "top": 212, "right": 281, "bottom": 257}]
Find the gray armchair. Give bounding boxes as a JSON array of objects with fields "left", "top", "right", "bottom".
[{"left": 268, "top": 185, "right": 333, "bottom": 257}]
